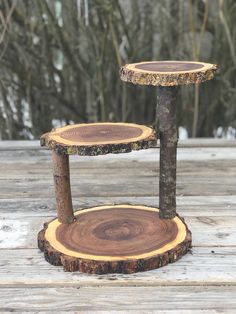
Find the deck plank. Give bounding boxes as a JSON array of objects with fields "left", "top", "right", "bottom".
[
  {"left": 0, "top": 176, "right": 235, "bottom": 197},
  {"left": 0, "top": 196, "right": 235, "bottom": 216},
  {"left": 0, "top": 149, "right": 235, "bottom": 198},
  {"left": 0, "top": 247, "right": 235, "bottom": 287},
  {"left": 1, "top": 147, "right": 236, "bottom": 163},
  {"left": 1, "top": 138, "right": 236, "bottom": 150},
  {"left": 0, "top": 215, "right": 236, "bottom": 249},
  {"left": 0, "top": 286, "right": 236, "bottom": 311}
]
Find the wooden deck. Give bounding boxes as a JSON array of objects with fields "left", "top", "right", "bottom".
[{"left": 0, "top": 139, "right": 236, "bottom": 312}]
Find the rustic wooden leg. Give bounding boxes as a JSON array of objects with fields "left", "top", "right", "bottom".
[
  {"left": 52, "top": 151, "right": 75, "bottom": 224},
  {"left": 157, "top": 86, "right": 179, "bottom": 219}
]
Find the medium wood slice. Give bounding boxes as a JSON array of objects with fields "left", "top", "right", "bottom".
[
  {"left": 120, "top": 61, "right": 217, "bottom": 86},
  {"left": 41, "top": 122, "right": 156, "bottom": 155},
  {"left": 38, "top": 204, "right": 192, "bottom": 274}
]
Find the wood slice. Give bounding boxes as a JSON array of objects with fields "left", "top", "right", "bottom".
[
  {"left": 41, "top": 123, "right": 156, "bottom": 155},
  {"left": 38, "top": 204, "right": 192, "bottom": 274},
  {"left": 120, "top": 61, "right": 217, "bottom": 86}
]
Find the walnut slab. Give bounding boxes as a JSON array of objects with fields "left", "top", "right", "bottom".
[
  {"left": 38, "top": 204, "right": 192, "bottom": 274},
  {"left": 40, "top": 122, "right": 156, "bottom": 155},
  {"left": 120, "top": 61, "right": 217, "bottom": 86}
]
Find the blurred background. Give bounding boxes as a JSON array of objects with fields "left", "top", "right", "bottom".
[{"left": 0, "top": 0, "right": 235, "bottom": 140}]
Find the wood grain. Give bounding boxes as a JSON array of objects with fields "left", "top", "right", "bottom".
[
  {"left": 52, "top": 151, "right": 75, "bottom": 224},
  {"left": 2, "top": 215, "right": 236, "bottom": 249},
  {"left": 157, "top": 86, "right": 178, "bottom": 218},
  {"left": 41, "top": 123, "right": 156, "bottom": 155},
  {"left": 38, "top": 205, "right": 191, "bottom": 273},
  {"left": 120, "top": 61, "right": 217, "bottom": 86},
  {"left": 0, "top": 247, "right": 236, "bottom": 287},
  {"left": 136, "top": 61, "right": 205, "bottom": 72},
  {"left": 1, "top": 174, "right": 236, "bottom": 198},
  {"left": 1, "top": 138, "right": 236, "bottom": 151},
  {"left": 0, "top": 286, "right": 235, "bottom": 311},
  {"left": 0, "top": 195, "right": 235, "bottom": 216}
]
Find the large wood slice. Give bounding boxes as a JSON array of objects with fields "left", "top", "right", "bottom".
[
  {"left": 120, "top": 61, "right": 217, "bottom": 86},
  {"left": 38, "top": 204, "right": 192, "bottom": 274},
  {"left": 41, "top": 123, "right": 156, "bottom": 155}
]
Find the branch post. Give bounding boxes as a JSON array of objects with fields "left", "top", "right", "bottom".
[
  {"left": 157, "top": 86, "right": 179, "bottom": 219},
  {"left": 52, "top": 150, "right": 75, "bottom": 224}
]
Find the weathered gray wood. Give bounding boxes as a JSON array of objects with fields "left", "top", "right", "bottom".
[
  {"left": 0, "top": 312, "right": 226, "bottom": 314},
  {"left": 0, "top": 311, "right": 233, "bottom": 314},
  {"left": 1, "top": 151, "right": 236, "bottom": 200},
  {"left": 0, "top": 247, "right": 235, "bottom": 287},
  {"left": 0, "top": 215, "right": 235, "bottom": 249},
  {"left": 0, "top": 196, "right": 235, "bottom": 216},
  {"left": 0, "top": 286, "right": 235, "bottom": 311},
  {"left": 0, "top": 139, "right": 236, "bottom": 150},
  {"left": 1, "top": 160, "right": 236, "bottom": 181},
  {"left": 6, "top": 311, "right": 234, "bottom": 314},
  {"left": 1, "top": 147, "right": 236, "bottom": 164},
  {"left": 0, "top": 140, "right": 235, "bottom": 311},
  {"left": 0, "top": 175, "right": 235, "bottom": 198}
]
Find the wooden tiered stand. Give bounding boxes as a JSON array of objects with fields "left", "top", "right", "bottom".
[{"left": 38, "top": 61, "right": 217, "bottom": 274}]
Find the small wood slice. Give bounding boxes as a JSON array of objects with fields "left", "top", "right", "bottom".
[
  {"left": 120, "top": 61, "right": 217, "bottom": 86},
  {"left": 41, "top": 122, "right": 156, "bottom": 155},
  {"left": 38, "top": 204, "right": 192, "bottom": 274}
]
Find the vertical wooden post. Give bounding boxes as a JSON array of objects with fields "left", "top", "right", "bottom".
[
  {"left": 52, "top": 151, "right": 75, "bottom": 224},
  {"left": 157, "top": 86, "right": 179, "bottom": 219}
]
